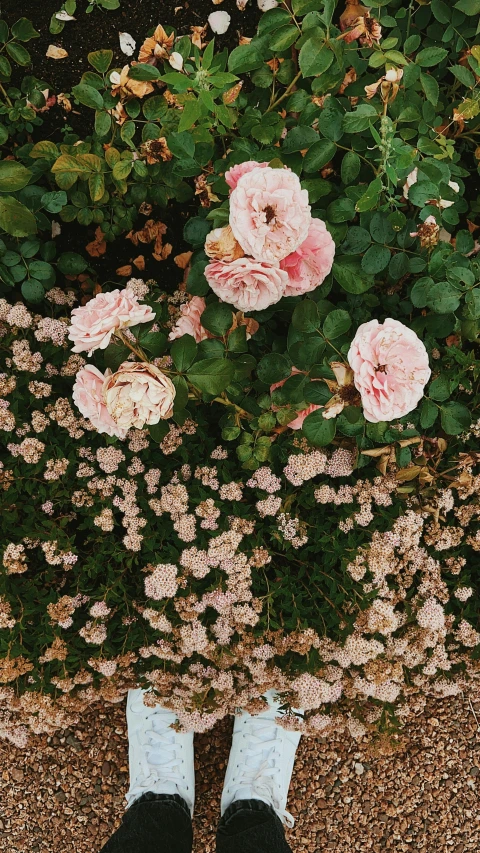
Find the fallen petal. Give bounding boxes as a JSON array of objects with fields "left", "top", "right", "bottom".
[
  {"left": 46, "top": 45, "right": 69, "bottom": 59},
  {"left": 208, "top": 11, "right": 231, "bottom": 33},
  {"left": 119, "top": 31, "right": 136, "bottom": 57},
  {"left": 55, "top": 10, "right": 76, "bottom": 20}
]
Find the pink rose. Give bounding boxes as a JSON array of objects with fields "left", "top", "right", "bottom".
[
  {"left": 168, "top": 296, "right": 209, "bottom": 343},
  {"left": 68, "top": 289, "right": 155, "bottom": 355},
  {"left": 224, "top": 160, "right": 269, "bottom": 191},
  {"left": 205, "top": 257, "right": 288, "bottom": 312},
  {"left": 229, "top": 166, "right": 311, "bottom": 262},
  {"left": 280, "top": 218, "right": 336, "bottom": 296},
  {"left": 347, "top": 318, "right": 431, "bottom": 423},
  {"left": 271, "top": 368, "right": 321, "bottom": 430},
  {"left": 104, "top": 362, "right": 176, "bottom": 430},
  {"left": 72, "top": 364, "right": 127, "bottom": 439}
]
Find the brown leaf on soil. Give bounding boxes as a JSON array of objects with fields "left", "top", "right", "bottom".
[
  {"left": 86, "top": 227, "right": 107, "bottom": 258},
  {"left": 467, "top": 219, "right": 480, "bottom": 233},
  {"left": 57, "top": 92, "right": 72, "bottom": 112},
  {"left": 116, "top": 265, "right": 132, "bottom": 276},
  {"left": 127, "top": 219, "right": 167, "bottom": 256},
  {"left": 153, "top": 243, "right": 173, "bottom": 262},
  {"left": 93, "top": 284, "right": 103, "bottom": 295},
  {"left": 191, "top": 26, "right": 207, "bottom": 49},
  {"left": 46, "top": 45, "right": 69, "bottom": 60},
  {"left": 239, "top": 36, "right": 252, "bottom": 45},
  {"left": 223, "top": 82, "right": 243, "bottom": 105},
  {"left": 138, "top": 202, "right": 153, "bottom": 216},
  {"left": 133, "top": 255, "right": 145, "bottom": 270},
  {"left": 174, "top": 252, "right": 193, "bottom": 269}
]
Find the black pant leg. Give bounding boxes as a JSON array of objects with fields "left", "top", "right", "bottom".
[
  {"left": 216, "top": 799, "right": 294, "bottom": 853},
  {"left": 100, "top": 792, "right": 193, "bottom": 853}
]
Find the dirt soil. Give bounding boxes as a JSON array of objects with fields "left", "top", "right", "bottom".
[{"left": 0, "top": 693, "right": 479, "bottom": 852}]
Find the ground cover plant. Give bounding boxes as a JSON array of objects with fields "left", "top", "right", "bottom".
[{"left": 1, "top": 0, "right": 480, "bottom": 745}]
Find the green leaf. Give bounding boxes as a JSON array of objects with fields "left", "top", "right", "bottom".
[
  {"left": 0, "top": 160, "right": 32, "bottom": 192},
  {"left": 228, "top": 43, "right": 264, "bottom": 74},
  {"left": 200, "top": 302, "right": 233, "bottom": 337},
  {"left": 282, "top": 126, "right": 319, "bottom": 154},
  {"left": 303, "top": 139, "right": 336, "bottom": 172},
  {"left": 184, "top": 217, "right": 211, "bottom": 247},
  {"left": 299, "top": 37, "right": 334, "bottom": 77},
  {"left": 95, "top": 109, "right": 111, "bottom": 137},
  {"left": 27, "top": 260, "right": 54, "bottom": 281},
  {"left": 427, "top": 281, "right": 461, "bottom": 314},
  {"left": 186, "top": 357, "right": 234, "bottom": 395},
  {"left": 148, "top": 421, "right": 170, "bottom": 443},
  {"left": 11, "top": 18, "right": 39, "bottom": 41},
  {"left": 292, "top": 299, "right": 320, "bottom": 332},
  {"left": 431, "top": 0, "right": 451, "bottom": 22},
  {"left": 88, "top": 173, "right": 105, "bottom": 203},
  {"left": 41, "top": 191, "right": 67, "bottom": 213},
  {"left": 127, "top": 63, "right": 161, "bottom": 81},
  {"left": 21, "top": 279, "right": 44, "bottom": 302},
  {"left": 341, "top": 151, "right": 360, "bottom": 184},
  {"left": 178, "top": 98, "right": 201, "bottom": 132},
  {"left": 88, "top": 49, "right": 113, "bottom": 74},
  {"left": 270, "top": 25, "right": 299, "bottom": 52},
  {"left": 428, "top": 374, "right": 451, "bottom": 402},
  {"left": 440, "top": 401, "right": 471, "bottom": 435},
  {"left": 323, "top": 309, "right": 351, "bottom": 340},
  {"left": 29, "top": 140, "right": 60, "bottom": 160},
  {"left": 292, "top": 0, "right": 321, "bottom": 13},
  {"left": 355, "top": 177, "right": 383, "bottom": 212},
  {"left": 168, "top": 131, "right": 195, "bottom": 160},
  {"left": 420, "top": 398, "right": 438, "bottom": 429},
  {"left": 454, "top": 0, "right": 480, "bottom": 12},
  {"left": 0, "top": 196, "right": 36, "bottom": 236},
  {"left": 333, "top": 257, "right": 374, "bottom": 294},
  {"left": 419, "top": 72, "right": 439, "bottom": 106},
  {"left": 139, "top": 332, "right": 167, "bottom": 357},
  {"left": 415, "top": 47, "right": 448, "bottom": 67},
  {"left": 112, "top": 159, "right": 133, "bottom": 180},
  {"left": 72, "top": 83, "right": 104, "bottom": 110},
  {"left": 302, "top": 409, "right": 336, "bottom": 446},
  {"left": 361, "top": 244, "right": 390, "bottom": 274},
  {"left": 342, "top": 104, "right": 378, "bottom": 133},
  {"left": 171, "top": 335, "right": 198, "bottom": 372},
  {"left": 103, "top": 342, "right": 131, "bottom": 372},
  {"left": 450, "top": 64, "right": 475, "bottom": 87},
  {"left": 57, "top": 252, "right": 87, "bottom": 275},
  {"left": 6, "top": 42, "right": 30, "bottom": 66},
  {"left": 341, "top": 226, "right": 371, "bottom": 254},
  {"left": 258, "top": 353, "right": 292, "bottom": 384}
]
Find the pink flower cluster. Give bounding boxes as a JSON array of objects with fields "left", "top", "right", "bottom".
[{"left": 204, "top": 163, "right": 335, "bottom": 311}]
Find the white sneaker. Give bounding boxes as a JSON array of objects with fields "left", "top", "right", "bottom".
[
  {"left": 221, "top": 689, "right": 303, "bottom": 828},
  {"left": 125, "top": 688, "right": 195, "bottom": 815}
]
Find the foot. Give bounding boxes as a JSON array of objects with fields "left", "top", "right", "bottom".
[
  {"left": 221, "top": 689, "right": 303, "bottom": 827},
  {"left": 125, "top": 688, "right": 195, "bottom": 815}
]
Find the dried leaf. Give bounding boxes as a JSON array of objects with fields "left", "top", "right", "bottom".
[
  {"left": 57, "top": 92, "right": 72, "bottom": 112},
  {"left": 46, "top": 45, "right": 69, "bottom": 60},
  {"left": 116, "top": 265, "right": 132, "bottom": 276},
  {"left": 395, "top": 465, "right": 423, "bottom": 482},
  {"left": 86, "top": 227, "right": 107, "bottom": 258},
  {"left": 191, "top": 26, "right": 207, "bottom": 49},
  {"left": 133, "top": 255, "right": 145, "bottom": 270},
  {"left": 362, "top": 445, "right": 392, "bottom": 457},
  {"left": 174, "top": 251, "right": 193, "bottom": 269},
  {"left": 139, "top": 202, "right": 153, "bottom": 216}
]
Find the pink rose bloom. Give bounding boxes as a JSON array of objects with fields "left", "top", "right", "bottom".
[
  {"left": 229, "top": 166, "right": 311, "bottom": 262},
  {"left": 224, "top": 160, "right": 269, "bottom": 191},
  {"left": 104, "top": 362, "right": 175, "bottom": 430},
  {"left": 68, "top": 289, "right": 155, "bottom": 355},
  {"left": 72, "top": 364, "right": 127, "bottom": 439},
  {"left": 168, "top": 296, "right": 209, "bottom": 343},
  {"left": 271, "top": 368, "right": 321, "bottom": 430},
  {"left": 280, "top": 218, "right": 336, "bottom": 296},
  {"left": 205, "top": 257, "right": 288, "bottom": 312},
  {"left": 347, "top": 318, "right": 431, "bottom": 423}
]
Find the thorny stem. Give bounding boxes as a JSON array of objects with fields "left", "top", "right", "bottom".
[
  {"left": 114, "top": 330, "right": 155, "bottom": 366},
  {"left": 213, "top": 395, "right": 253, "bottom": 419}
]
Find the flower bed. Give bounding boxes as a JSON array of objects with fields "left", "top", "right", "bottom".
[{"left": 1, "top": 1, "right": 480, "bottom": 743}]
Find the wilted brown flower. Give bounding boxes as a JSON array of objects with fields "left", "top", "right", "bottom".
[
  {"left": 205, "top": 225, "right": 244, "bottom": 261},
  {"left": 194, "top": 175, "right": 221, "bottom": 208},
  {"left": 138, "top": 25, "right": 175, "bottom": 64},
  {"left": 140, "top": 137, "right": 173, "bottom": 164},
  {"left": 110, "top": 65, "right": 155, "bottom": 100}
]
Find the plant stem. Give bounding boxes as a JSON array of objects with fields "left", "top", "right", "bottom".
[
  {"left": 114, "top": 330, "right": 151, "bottom": 365},
  {"left": 0, "top": 83, "right": 12, "bottom": 107},
  {"left": 266, "top": 71, "right": 302, "bottom": 113},
  {"left": 213, "top": 395, "right": 253, "bottom": 419}
]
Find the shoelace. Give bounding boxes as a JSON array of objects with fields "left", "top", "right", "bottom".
[
  {"left": 127, "top": 711, "right": 186, "bottom": 806},
  {"left": 232, "top": 719, "right": 295, "bottom": 827}
]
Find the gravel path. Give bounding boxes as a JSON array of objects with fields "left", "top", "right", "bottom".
[{"left": 0, "top": 695, "right": 479, "bottom": 852}]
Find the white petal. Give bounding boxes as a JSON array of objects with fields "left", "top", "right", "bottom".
[
  {"left": 46, "top": 45, "right": 69, "bottom": 59},
  {"left": 109, "top": 71, "right": 121, "bottom": 85},
  {"left": 169, "top": 51, "right": 184, "bottom": 71},
  {"left": 258, "top": 0, "right": 278, "bottom": 10},
  {"left": 55, "top": 10, "right": 76, "bottom": 20},
  {"left": 119, "top": 32, "right": 136, "bottom": 57},
  {"left": 236, "top": 0, "right": 249, "bottom": 9},
  {"left": 208, "top": 11, "right": 231, "bottom": 33}
]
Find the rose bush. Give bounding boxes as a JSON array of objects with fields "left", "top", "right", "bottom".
[{"left": 1, "top": 1, "right": 480, "bottom": 742}]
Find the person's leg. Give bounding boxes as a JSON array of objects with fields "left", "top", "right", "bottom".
[
  {"left": 100, "top": 688, "right": 195, "bottom": 853},
  {"left": 216, "top": 690, "right": 303, "bottom": 853},
  {"left": 100, "top": 791, "right": 192, "bottom": 853},
  {"left": 217, "top": 799, "right": 293, "bottom": 853}
]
